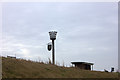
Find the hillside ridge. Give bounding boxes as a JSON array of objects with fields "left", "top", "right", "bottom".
[{"left": 2, "top": 57, "right": 118, "bottom": 78}]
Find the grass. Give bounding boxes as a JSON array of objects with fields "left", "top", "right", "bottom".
[{"left": 2, "top": 57, "right": 119, "bottom": 78}]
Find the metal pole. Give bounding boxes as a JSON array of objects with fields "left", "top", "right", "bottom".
[{"left": 52, "top": 40, "right": 55, "bottom": 65}]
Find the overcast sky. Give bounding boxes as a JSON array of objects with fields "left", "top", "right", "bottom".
[{"left": 2, "top": 2, "right": 118, "bottom": 71}]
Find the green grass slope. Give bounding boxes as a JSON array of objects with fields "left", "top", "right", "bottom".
[{"left": 2, "top": 57, "right": 118, "bottom": 78}]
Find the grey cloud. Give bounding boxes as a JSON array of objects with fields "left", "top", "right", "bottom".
[{"left": 2, "top": 2, "right": 118, "bottom": 71}]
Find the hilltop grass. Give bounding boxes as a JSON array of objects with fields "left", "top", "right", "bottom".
[{"left": 2, "top": 57, "right": 119, "bottom": 78}]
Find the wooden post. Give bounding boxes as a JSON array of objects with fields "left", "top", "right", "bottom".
[
  {"left": 52, "top": 40, "right": 55, "bottom": 65},
  {"left": 92, "top": 65, "right": 93, "bottom": 71}
]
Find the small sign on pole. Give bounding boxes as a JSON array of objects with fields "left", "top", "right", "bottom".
[{"left": 47, "top": 42, "right": 52, "bottom": 51}]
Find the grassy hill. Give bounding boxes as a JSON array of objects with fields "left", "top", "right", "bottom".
[{"left": 2, "top": 57, "right": 119, "bottom": 78}]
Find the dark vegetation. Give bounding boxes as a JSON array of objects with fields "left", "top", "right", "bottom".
[{"left": 2, "top": 57, "right": 119, "bottom": 78}]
